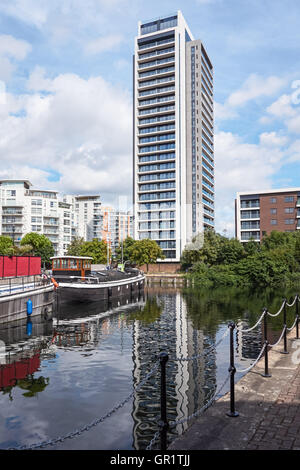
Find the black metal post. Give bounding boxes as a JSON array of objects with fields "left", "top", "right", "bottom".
[
  {"left": 159, "top": 352, "right": 169, "bottom": 450},
  {"left": 226, "top": 322, "right": 239, "bottom": 417},
  {"left": 262, "top": 308, "right": 271, "bottom": 377},
  {"left": 296, "top": 295, "right": 299, "bottom": 340},
  {"left": 283, "top": 298, "right": 289, "bottom": 354}
]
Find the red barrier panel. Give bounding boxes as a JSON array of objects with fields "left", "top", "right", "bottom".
[
  {"left": 2, "top": 256, "right": 17, "bottom": 277},
  {"left": 17, "top": 257, "right": 30, "bottom": 276},
  {"left": 28, "top": 257, "right": 41, "bottom": 276},
  {"left": 0, "top": 256, "right": 41, "bottom": 278}
]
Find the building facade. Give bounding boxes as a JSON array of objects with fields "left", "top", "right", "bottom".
[
  {"left": 133, "top": 10, "right": 214, "bottom": 262},
  {"left": 0, "top": 180, "right": 133, "bottom": 257},
  {"left": 0, "top": 180, "right": 72, "bottom": 256},
  {"left": 235, "top": 188, "right": 300, "bottom": 242},
  {"left": 63, "top": 196, "right": 133, "bottom": 255}
]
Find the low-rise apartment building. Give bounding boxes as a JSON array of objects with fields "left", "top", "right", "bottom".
[
  {"left": 235, "top": 188, "right": 300, "bottom": 242},
  {"left": 0, "top": 180, "right": 133, "bottom": 256}
]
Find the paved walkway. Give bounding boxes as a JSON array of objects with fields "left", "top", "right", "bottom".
[{"left": 169, "top": 331, "right": 300, "bottom": 450}]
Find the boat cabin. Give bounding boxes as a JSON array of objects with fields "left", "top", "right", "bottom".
[{"left": 51, "top": 256, "right": 93, "bottom": 279}]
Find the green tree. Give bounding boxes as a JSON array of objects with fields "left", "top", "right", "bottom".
[
  {"left": 14, "top": 244, "right": 33, "bottom": 256},
  {"left": 0, "top": 236, "right": 14, "bottom": 256},
  {"left": 295, "top": 236, "right": 300, "bottom": 265},
  {"left": 66, "top": 237, "right": 85, "bottom": 256},
  {"left": 114, "top": 236, "right": 136, "bottom": 263},
  {"left": 79, "top": 239, "right": 109, "bottom": 264},
  {"left": 20, "top": 233, "right": 54, "bottom": 267},
  {"left": 216, "top": 237, "right": 245, "bottom": 265},
  {"left": 128, "top": 239, "right": 165, "bottom": 271}
]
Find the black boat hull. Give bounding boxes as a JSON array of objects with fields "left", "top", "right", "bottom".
[{"left": 57, "top": 276, "right": 145, "bottom": 303}]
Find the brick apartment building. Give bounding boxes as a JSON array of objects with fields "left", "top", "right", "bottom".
[{"left": 235, "top": 188, "right": 300, "bottom": 242}]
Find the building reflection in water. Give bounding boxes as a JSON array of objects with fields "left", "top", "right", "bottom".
[
  {"left": 0, "top": 315, "right": 53, "bottom": 399},
  {"left": 0, "top": 286, "right": 270, "bottom": 450},
  {"left": 131, "top": 287, "right": 217, "bottom": 450}
]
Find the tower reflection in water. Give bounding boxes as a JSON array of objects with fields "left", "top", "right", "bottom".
[
  {"left": 130, "top": 287, "right": 217, "bottom": 450},
  {"left": 0, "top": 286, "right": 270, "bottom": 450}
]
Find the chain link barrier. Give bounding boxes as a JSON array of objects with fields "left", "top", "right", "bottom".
[
  {"left": 171, "top": 327, "right": 230, "bottom": 363},
  {"left": 7, "top": 294, "right": 300, "bottom": 451},
  {"left": 169, "top": 373, "right": 230, "bottom": 428},
  {"left": 145, "top": 430, "right": 161, "bottom": 451},
  {"left": 286, "top": 296, "right": 298, "bottom": 308},
  {"left": 9, "top": 362, "right": 160, "bottom": 451},
  {"left": 267, "top": 300, "right": 286, "bottom": 317},
  {"left": 236, "top": 311, "right": 266, "bottom": 333},
  {"left": 268, "top": 326, "right": 287, "bottom": 348},
  {"left": 287, "top": 317, "right": 298, "bottom": 332},
  {"left": 236, "top": 343, "right": 266, "bottom": 373}
]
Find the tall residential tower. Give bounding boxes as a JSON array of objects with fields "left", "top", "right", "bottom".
[{"left": 133, "top": 11, "right": 214, "bottom": 261}]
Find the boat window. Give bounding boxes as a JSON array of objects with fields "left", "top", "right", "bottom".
[
  {"left": 69, "top": 259, "right": 77, "bottom": 269},
  {"left": 61, "top": 259, "right": 69, "bottom": 269},
  {"left": 53, "top": 259, "right": 60, "bottom": 269}
]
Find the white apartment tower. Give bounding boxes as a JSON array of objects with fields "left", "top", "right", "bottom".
[{"left": 133, "top": 11, "right": 214, "bottom": 261}]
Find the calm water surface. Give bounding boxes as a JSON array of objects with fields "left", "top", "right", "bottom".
[{"left": 0, "top": 285, "right": 298, "bottom": 450}]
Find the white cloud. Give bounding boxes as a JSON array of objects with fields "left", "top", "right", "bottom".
[
  {"left": 215, "top": 74, "right": 287, "bottom": 123},
  {"left": 214, "top": 130, "right": 286, "bottom": 235},
  {"left": 265, "top": 94, "right": 296, "bottom": 119},
  {"left": 259, "top": 131, "right": 288, "bottom": 147},
  {"left": 0, "top": 34, "right": 31, "bottom": 81},
  {"left": 214, "top": 101, "right": 238, "bottom": 121},
  {"left": 0, "top": 0, "right": 48, "bottom": 29},
  {"left": 84, "top": 34, "right": 123, "bottom": 55},
  {"left": 0, "top": 70, "right": 133, "bottom": 204},
  {"left": 0, "top": 34, "right": 31, "bottom": 60},
  {"left": 261, "top": 90, "right": 300, "bottom": 135},
  {"left": 227, "top": 74, "right": 287, "bottom": 108}
]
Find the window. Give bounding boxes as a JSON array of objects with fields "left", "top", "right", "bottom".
[
  {"left": 61, "top": 259, "right": 69, "bottom": 268},
  {"left": 285, "top": 219, "right": 294, "bottom": 225},
  {"left": 285, "top": 207, "right": 294, "bottom": 213},
  {"left": 270, "top": 208, "right": 277, "bottom": 215},
  {"left": 271, "top": 219, "right": 277, "bottom": 225},
  {"left": 270, "top": 197, "right": 277, "bottom": 203},
  {"left": 285, "top": 196, "right": 294, "bottom": 203}
]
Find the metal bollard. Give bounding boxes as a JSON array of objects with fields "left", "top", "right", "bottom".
[
  {"left": 158, "top": 352, "right": 169, "bottom": 450},
  {"left": 296, "top": 295, "right": 299, "bottom": 340},
  {"left": 226, "top": 322, "right": 239, "bottom": 417},
  {"left": 282, "top": 299, "right": 289, "bottom": 354},
  {"left": 262, "top": 308, "right": 271, "bottom": 378}
]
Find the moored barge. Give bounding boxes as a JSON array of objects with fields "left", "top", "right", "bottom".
[{"left": 51, "top": 256, "right": 145, "bottom": 303}]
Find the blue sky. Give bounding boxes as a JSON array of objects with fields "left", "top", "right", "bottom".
[{"left": 0, "top": 0, "right": 300, "bottom": 235}]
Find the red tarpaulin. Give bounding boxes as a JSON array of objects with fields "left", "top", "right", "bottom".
[{"left": 0, "top": 256, "right": 41, "bottom": 278}]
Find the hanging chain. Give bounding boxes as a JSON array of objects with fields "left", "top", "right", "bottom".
[{"left": 9, "top": 362, "right": 159, "bottom": 451}]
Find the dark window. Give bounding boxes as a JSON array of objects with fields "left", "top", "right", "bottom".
[{"left": 285, "top": 196, "right": 294, "bottom": 203}]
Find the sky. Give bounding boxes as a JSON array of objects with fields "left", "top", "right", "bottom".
[{"left": 0, "top": 0, "right": 300, "bottom": 236}]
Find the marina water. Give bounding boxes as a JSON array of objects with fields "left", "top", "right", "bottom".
[{"left": 0, "top": 285, "right": 297, "bottom": 450}]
